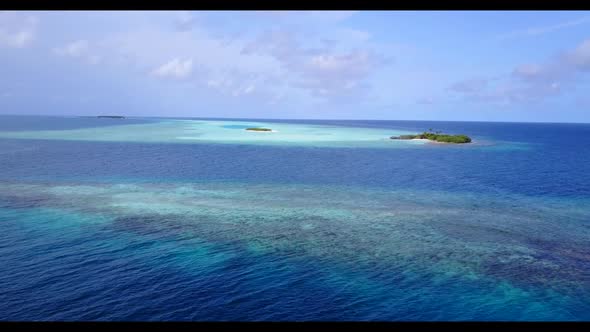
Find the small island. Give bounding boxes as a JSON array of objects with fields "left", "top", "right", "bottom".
[
  {"left": 391, "top": 130, "right": 472, "bottom": 144},
  {"left": 97, "top": 115, "right": 125, "bottom": 119},
  {"left": 246, "top": 127, "right": 272, "bottom": 132}
]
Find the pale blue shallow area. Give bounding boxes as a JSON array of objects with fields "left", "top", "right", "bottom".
[{"left": 0, "top": 115, "right": 589, "bottom": 321}]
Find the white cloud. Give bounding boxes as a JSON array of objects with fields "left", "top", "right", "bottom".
[
  {"left": 53, "top": 40, "right": 102, "bottom": 65},
  {"left": 296, "top": 50, "right": 379, "bottom": 98},
  {"left": 203, "top": 69, "right": 269, "bottom": 98},
  {"left": 451, "top": 38, "right": 590, "bottom": 105},
  {"left": 512, "top": 64, "right": 543, "bottom": 79},
  {"left": 231, "top": 84, "right": 255, "bottom": 97},
  {"left": 267, "top": 91, "right": 286, "bottom": 105},
  {"left": 253, "top": 11, "right": 357, "bottom": 25},
  {"left": 87, "top": 55, "right": 102, "bottom": 65},
  {"left": 497, "top": 16, "right": 590, "bottom": 40},
  {"left": 416, "top": 97, "right": 435, "bottom": 105},
  {"left": 307, "top": 11, "right": 357, "bottom": 23},
  {"left": 242, "top": 28, "right": 385, "bottom": 99},
  {"left": 54, "top": 40, "right": 89, "bottom": 57},
  {"left": 567, "top": 39, "right": 590, "bottom": 70},
  {"left": 310, "top": 54, "right": 352, "bottom": 71},
  {"left": 0, "top": 12, "right": 38, "bottom": 48},
  {"left": 450, "top": 77, "right": 489, "bottom": 93},
  {"left": 100, "top": 25, "right": 286, "bottom": 99},
  {"left": 174, "top": 11, "right": 197, "bottom": 31},
  {"left": 151, "top": 58, "right": 194, "bottom": 79},
  {"left": 55, "top": 11, "right": 384, "bottom": 105},
  {"left": 106, "top": 26, "right": 281, "bottom": 76}
]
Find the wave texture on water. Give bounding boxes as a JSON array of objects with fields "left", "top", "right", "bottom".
[
  {"left": 1, "top": 181, "right": 589, "bottom": 320},
  {"left": 1, "top": 116, "right": 590, "bottom": 321}
]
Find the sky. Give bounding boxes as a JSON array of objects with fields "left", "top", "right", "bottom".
[{"left": 0, "top": 10, "right": 589, "bottom": 122}]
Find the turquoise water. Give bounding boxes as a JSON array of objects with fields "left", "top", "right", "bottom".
[
  {"left": 0, "top": 118, "right": 461, "bottom": 147},
  {"left": 0, "top": 116, "right": 589, "bottom": 321}
]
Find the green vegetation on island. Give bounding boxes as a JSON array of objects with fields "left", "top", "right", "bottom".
[
  {"left": 97, "top": 115, "right": 125, "bottom": 119},
  {"left": 246, "top": 127, "right": 272, "bottom": 132},
  {"left": 391, "top": 130, "right": 472, "bottom": 144}
]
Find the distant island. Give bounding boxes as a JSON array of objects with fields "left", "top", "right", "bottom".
[
  {"left": 97, "top": 115, "right": 125, "bottom": 119},
  {"left": 391, "top": 130, "right": 472, "bottom": 144},
  {"left": 246, "top": 127, "right": 272, "bottom": 132}
]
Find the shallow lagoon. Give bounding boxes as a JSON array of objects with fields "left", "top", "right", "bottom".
[{"left": 0, "top": 119, "right": 446, "bottom": 148}]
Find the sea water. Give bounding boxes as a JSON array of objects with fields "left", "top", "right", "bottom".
[{"left": 0, "top": 115, "right": 589, "bottom": 321}]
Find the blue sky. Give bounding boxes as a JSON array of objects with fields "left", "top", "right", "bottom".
[{"left": 1, "top": 10, "right": 589, "bottom": 122}]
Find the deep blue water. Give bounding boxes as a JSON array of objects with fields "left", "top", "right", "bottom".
[{"left": 0, "top": 115, "right": 589, "bottom": 321}]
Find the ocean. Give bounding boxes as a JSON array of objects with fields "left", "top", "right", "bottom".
[{"left": 0, "top": 115, "right": 589, "bottom": 321}]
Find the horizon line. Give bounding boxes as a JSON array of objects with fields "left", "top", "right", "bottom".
[{"left": 0, "top": 113, "right": 588, "bottom": 125}]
